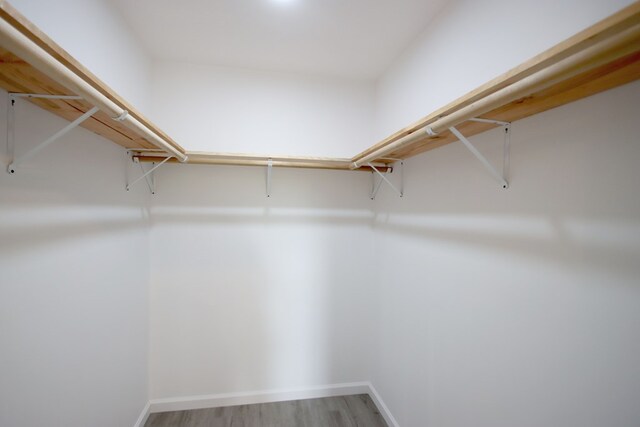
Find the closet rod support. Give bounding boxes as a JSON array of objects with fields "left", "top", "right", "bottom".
[
  {"left": 369, "top": 162, "right": 403, "bottom": 199},
  {"left": 7, "top": 105, "right": 99, "bottom": 174},
  {"left": 371, "top": 168, "right": 385, "bottom": 200},
  {"left": 449, "top": 125, "right": 509, "bottom": 189},
  {"left": 126, "top": 155, "right": 171, "bottom": 193}
]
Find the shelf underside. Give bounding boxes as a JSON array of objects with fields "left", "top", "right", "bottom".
[{"left": 0, "top": 49, "right": 158, "bottom": 149}]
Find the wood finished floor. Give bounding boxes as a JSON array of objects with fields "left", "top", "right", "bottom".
[{"left": 144, "top": 394, "right": 388, "bottom": 427}]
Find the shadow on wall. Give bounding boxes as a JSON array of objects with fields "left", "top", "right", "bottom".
[
  {"left": 372, "top": 211, "right": 640, "bottom": 283},
  {"left": 0, "top": 204, "right": 150, "bottom": 256},
  {"left": 0, "top": 89, "right": 152, "bottom": 258},
  {"left": 148, "top": 201, "right": 640, "bottom": 283},
  {"left": 149, "top": 206, "right": 373, "bottom": 225},
  {"left": 371, "top": 80, "right": 640, "bottom": 287}
]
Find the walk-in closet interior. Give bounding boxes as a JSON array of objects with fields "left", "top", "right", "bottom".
[{"left": 1, "top": 0, "right": 640, "bottom": 426}]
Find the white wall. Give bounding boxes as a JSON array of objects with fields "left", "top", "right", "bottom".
[
  {"left": 3, "top": 1, "right": 639, "bottom": 426},
  {"left": 146, "top": 55, "right": 379, "bottom": 400},
  {"left": 371, "top": 81, "right": 640, "bottom": 426},
  {"left": 145, "top": 1, "right": 640, "bottom": 422},
  {"left": 1, "top": 3, "right": 155, "bottom": 425},
  {"left": 0, "top": 91, "right": 150, "bottom": 426},
  {"left": 147, "top": 164, "right": 377, "bottom": 399},
  {"left": 145, "top": 45, "right": 378, "bottom": 402},
  {"left": 149, "top": 61, "right": 375, "bottom": 157},
  {"left": 374, "top": 0, "right": 635, "bottom": 139},
  {"left": 370, "top": 2, "right": 640, "bottom": 424},
  {"left": 9, "top": 0, "right": 152, "bottom": 110}
]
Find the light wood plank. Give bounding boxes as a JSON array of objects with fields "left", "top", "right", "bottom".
[
  {"left": 0, "top": 0, "right": 638, "bottom": 170},
  {"left": 0, "top": 48, "right": 157, "bottom": 149},
  {"left": 353, "top": 1, "right": 640, "bottom": 163},
  {"left": 382, "top": 50, "right": 640, "bottom": 161},
  {"left": 134, "top": 152, "right": 392, "bottom": 172},
  {"left": 0, "top": 0, "right": 184, "bottom": 153}
]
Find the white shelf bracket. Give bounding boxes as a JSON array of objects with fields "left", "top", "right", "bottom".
[
  {"left": 6, "top": 93, "right": 97, "bottom": 174},
  {"left": 369, "top": 161, "right": 403, "bottom": 200},
  {"left": 126, "top": 155, "right": 171, "bottom": 194},
  {"left": 6, "top": 94, "right": 16, "bottom": 165},
  {"left": 266, "top": 158, "right": 273, "bottom": 197},
  {"left": 449, "top": 119, "right": 511, "bottom": 189}
]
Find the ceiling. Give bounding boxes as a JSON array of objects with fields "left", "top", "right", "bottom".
[{"left": 108, "top": 0, "right": 447, "bottom": 80}]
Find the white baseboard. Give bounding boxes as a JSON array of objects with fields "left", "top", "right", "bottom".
[
  {"left": 149, "top": 381, "right": 371, "bottom": 413},
  {"left": 367, "top": 382, "right": 400, "bottom": 427},
  {"left": 133, "top": 401, "right": 150, "bottom": 427},
  {"left": 140, "top": 381, "right": 398, "bottom": 426}
]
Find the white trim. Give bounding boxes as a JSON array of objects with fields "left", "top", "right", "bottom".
[
  {"left": 149, "top": 382, "right": 370, "bottom": 413},
  {"left": 133, "top": 401, "right": 150, "bottom": 427},
  {"left": 366, "top": 382, "right": 400, "bottom": 427},
  {"left": 145, "top": 381, "right": 399, "bottom": 426}
]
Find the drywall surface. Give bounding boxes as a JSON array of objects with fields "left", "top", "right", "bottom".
[
  {"left": 149, "top": 61, "right": 375, "bottom": 157},
  {"left": 110, "top": 0, "right": 449, "bottom": 80},
  {"left": 374, "top": 0, "right": 635, "bottom": 140},
  {"left": 9, "top": 0, "right": 152, "bottom": 111},
  {"left": 0, "top": 91, "right": 150, "bottom": 427},
  {"left": 147, "top": 165, "right": 377, "bottom": 399},
  {"left": 371, "top": 82, "right": 640, "bottom": 426}
]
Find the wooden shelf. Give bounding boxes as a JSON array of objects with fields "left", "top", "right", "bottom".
[
  {"left": 0, "top": 1, "right": 184, "bottom": 153},
  {"left": 133, "top": 151, "right": 391, "bottom": 172},
  {"left": 355, "top": 1, "right": 640, "bottom": 165},
  {"left": 0, "top": 49, "right": 157, "bottom": 149},
  {"left": 0, "top": 0, "right": 639, "bottom": 172}
]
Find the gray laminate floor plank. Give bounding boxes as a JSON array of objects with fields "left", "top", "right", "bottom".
[{"left": 145, "top": 394, "right": 387, "bottom": 427}]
